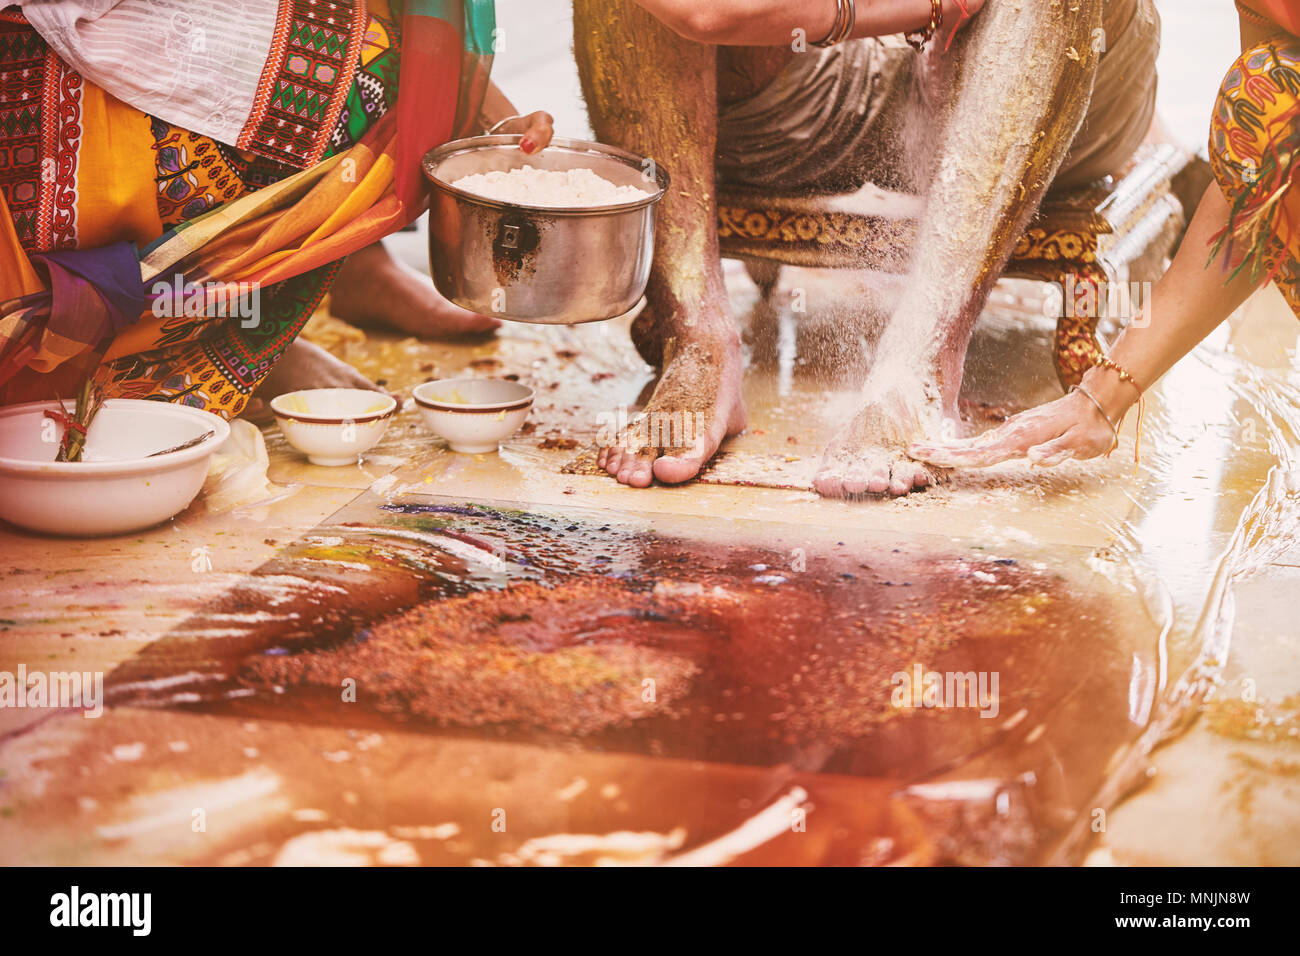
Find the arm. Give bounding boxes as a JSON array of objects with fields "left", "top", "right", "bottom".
[
  {"left": 911, "top": 180, "right": 1262, "bottom": 469},
  {"left": 634, "top": 0, "right": 984, "bottom": 47},
  {"left": 912, "top": 8, "right": 1269, "bottom": 470},
  {"left": 479, "top": 81, "right": 555, "bottom": 154}
]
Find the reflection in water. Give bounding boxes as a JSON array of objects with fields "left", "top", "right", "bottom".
[
  {"left": 112, "top": 498, "right": 1159, "bottom": 865},
  {"left": 92, "top": 278, "right": 1300, "bottom": 867}
]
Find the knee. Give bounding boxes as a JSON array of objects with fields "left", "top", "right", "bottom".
[{"left": 660, "top": 7, "right": 741, "bottom": 44}]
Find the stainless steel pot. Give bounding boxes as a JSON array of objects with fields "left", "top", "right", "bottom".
[{"left": 422, "top": 135, "right": 669, "bottom": 325}]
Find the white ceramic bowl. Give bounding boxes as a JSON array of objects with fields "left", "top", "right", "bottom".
[
  {"left": 412, "top": 378, "right": 534, "bottom": 453},
  {"left": 0, "top": 399, "right": 230, "bottom": 537},
  {"left": 270, "top": 388, "right": 398, "bottom": 466}
]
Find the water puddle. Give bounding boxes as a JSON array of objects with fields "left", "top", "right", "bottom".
[
  {"left": 16, "top": 279, "right": 1296, "bottom": 867},
  {"left": 104, "top": 492, "right": 1164, "bottom": 864}
]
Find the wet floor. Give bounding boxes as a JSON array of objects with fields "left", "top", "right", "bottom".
[
  {"left": 97, "top": 494, "right": 1158, "bottom": 865},
  {"left": 2, "top": 0, "right": 1298, "bottom": 867},
  {"left": 2, "top": 245, "right": 1298, "bottom": 866},
  {"left": 2, "top": 250, "right": 1299, "bottom": 865}
]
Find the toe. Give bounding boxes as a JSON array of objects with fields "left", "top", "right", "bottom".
[
  {"left": 618, "top": 454, "right": 655, "bottom": 488},
  {"left": 888, "top": 458, "right": 935, "bottom": 496},
  {"left": 652, "top": 453, "right": 705, "bottom": 485},
  {"left": 812, "top": 466, "right": 846, "bottom": 498},
  {"left": 603, "top": 447, "right": 625, "bottom": 476},
  {"left": 653, "top": 425, "right": 727, "bottom": 485},
  {"left": 864, "top": 453, "right": 892, "bottom": 495},
  {"left": 911, "top": 462, "right": 932, "bottom": 490},
  {"left": 813, "top": 450, "right": 866, "bottom": 498},
  {"left": 813, "top": 459, "right": 865, "bottom": 498},
  {"left": 887, "top": 458, "right": 921, "bottom": 497},
  {"left": 839, "top": 460, "right": 872, "bottom": 496},
  {"left": 839, "top": 477, "right": 870, "bottom": 496}
]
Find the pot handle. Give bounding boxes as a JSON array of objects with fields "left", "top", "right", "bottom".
[{"left": 494, "top": 215, "right": 539, "bottom": 257}]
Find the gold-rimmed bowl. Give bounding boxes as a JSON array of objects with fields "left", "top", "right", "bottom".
[
  {"left": 270, "top": 388, "right": 398, "bottom": 466},
  {"left": 412, "top": 378, "right": 534, "bottom": 454}
]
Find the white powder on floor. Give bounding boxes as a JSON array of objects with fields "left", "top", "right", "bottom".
[{"left": 449, "top": 165, "right": 651, "bottom": 207}]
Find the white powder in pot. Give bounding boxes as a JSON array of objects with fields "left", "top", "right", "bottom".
[{"left": 448, "top": 165, "right": 652, "bottom": 207}]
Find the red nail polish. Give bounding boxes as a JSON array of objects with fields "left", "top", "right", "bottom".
[{"left": 520, "top": 137, "right": 535, "bottom": 153}]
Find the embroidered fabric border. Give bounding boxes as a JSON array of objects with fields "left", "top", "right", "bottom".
[{"left": 237, "top": 0, "right": 369, "bottom": 169}]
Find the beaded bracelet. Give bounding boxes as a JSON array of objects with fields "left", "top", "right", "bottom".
[
  {"left": 1093, "top": 356, "right": 1144, "bottom": 397},
  {"left": 906, "top": 0, "right": 944, "bottom": 51},
  {"left": 1091, "top": 355, "right": 1146, "bottom": 465}
]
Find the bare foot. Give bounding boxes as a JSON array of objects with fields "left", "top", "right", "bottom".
[
  {"left": 331, "top": 241, "right": 500, "bottom": 338},
  {"left": 813, "top": 381, "right": 959, "bottom": 499},
  {"left": 242, "top": 339, "right": 390, "bottom": 424},
  {"left": 597, "top": 328, "right": 747, "bottom": 487},
  {"left": 629, "top": 303, "right": 666, "bottom": 367}
]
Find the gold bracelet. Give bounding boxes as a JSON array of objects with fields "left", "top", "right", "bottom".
[
  {"left": 1070, "top": 384, "right": 1120, "bottom": 448},
  {"left": 813, "top": 0, "right": 857, "bottom": 48},
  {"left": 906, "top": 0, "right": 944, "bottom": 52}
]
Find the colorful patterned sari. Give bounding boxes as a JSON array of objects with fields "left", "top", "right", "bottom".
[
  {"left": 1210, "top": 4, "right": 1300, "bottom": 315},
  {"left": 0, "top": 0, "right": 496, "bottom": 417}
]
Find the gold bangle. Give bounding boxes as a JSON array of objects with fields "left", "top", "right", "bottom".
[
  {"left": 1070, "top": 384, "right": 1120, "bottom": 447},
  {"left": 812, "top": 0, "right": 856, "bottom": 48},
  {"left": 905, "top": 0, "right": 944, "bottom": 52}
]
